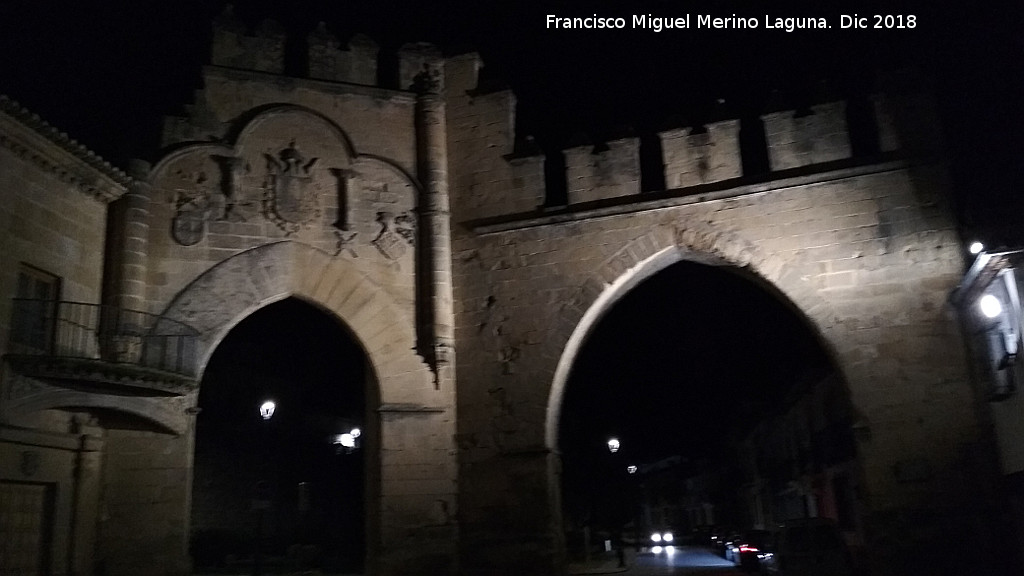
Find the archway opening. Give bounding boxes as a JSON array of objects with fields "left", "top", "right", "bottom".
[
  {"left": 558, "top": 260, "right": 860, "bottom": 567},
  {"left": 190, "top": 297, "right": 368, "bottom": 574}
]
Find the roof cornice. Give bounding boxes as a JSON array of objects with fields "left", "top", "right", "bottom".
[{"left": 0, "top": 95, "right": 132, "bottom": 202}]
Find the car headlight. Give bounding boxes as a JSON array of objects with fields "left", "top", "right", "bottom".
[
  {"left": 662, "top": 532, "right": 673, "bottom": 543},
  {"left": 651, "top": 533, "right": 662, "bottom": 543}
]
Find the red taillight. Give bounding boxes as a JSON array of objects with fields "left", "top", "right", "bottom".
[{"left": 739, "top": 546, "right": 759, "bottom": 552}]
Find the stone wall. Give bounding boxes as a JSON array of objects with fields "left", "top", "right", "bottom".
[
  {"left": 762, "top": 101, "right": 852, "bottom": 170},
  {"left": 659, "top": 119, "right": 742, "bottom": 189},
  {"left": 445, "top": 53, "right": 544, "bottom": 222},
  {"left": 96, "top": 429, "right": 194, "bottom": 576},
  {"left": 564, "top": 137, "right": 641, "bottom": 205},
  {"left": 0, "top": 101, "right": 119, "bottom": 355},
  {"left": 124, "top": 35, "right": 460, "bottom": 574},
  {"left": 0, "top": 97, "right": 126, "bottom": 576},
  {"left": 449, "top": 81, "right": 978, "bottom": 573}
]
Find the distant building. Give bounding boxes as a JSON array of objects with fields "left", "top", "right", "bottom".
[{"left": 737, "top": 373, "right": 862, "bottom": 545}]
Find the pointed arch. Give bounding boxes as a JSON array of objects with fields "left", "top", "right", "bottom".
[
  {"left": 544, "top": 223, "right": 852, "bottom": 450},
  {"left": 159, "top": 241, "right": 431, "bottom": 395}
]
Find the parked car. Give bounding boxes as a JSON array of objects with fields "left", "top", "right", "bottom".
[
  {"left": 724, "top": 529, "right": 771, "bottom": 572},
  {"left": 710, "top": 526, "right": 732, "bottom": 557},
  {"left": 760, "top": 518, "right": 855, "bottom": 576},
  {"left": 689, "top": 524, "right": 717, "bottom": 546}
]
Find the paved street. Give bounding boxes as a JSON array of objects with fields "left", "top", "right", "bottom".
[{"left": 572, "top": 546, "right": 746, "bottom": 575}]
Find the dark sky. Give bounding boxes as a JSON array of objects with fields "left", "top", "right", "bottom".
[{"left": 0, "top": 0, "right": 1021, "bottom": 236}]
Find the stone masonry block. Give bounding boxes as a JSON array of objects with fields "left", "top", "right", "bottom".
[
  {"left": 762, "top": 102, "right": 852, "bottom": 171},
  {"left": 660, "top": 119, "right": 741, "bottom": 189},
  {"left": 564, "top": 138, "right": 641, "bottom": 205}
]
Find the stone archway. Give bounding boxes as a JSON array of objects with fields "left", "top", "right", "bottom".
[
  {"left": 190, "top": 296, "right": 370, "bottom": 573},
  {"left": 153, "top": 241, "right": 455, "bottom": 575},
  {"left": 160, "top": 241, "right": 422, "bottom": 383},
  {"left": 542, "top": 222, "right": 867, "bottom": 570},
  {"left": 545, "top": 224, "right": 853, "bottom": 452}
]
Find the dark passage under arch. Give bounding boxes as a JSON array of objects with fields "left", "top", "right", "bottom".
[{"left": 191, "top": 297, "right": 367, "bottom": 573}]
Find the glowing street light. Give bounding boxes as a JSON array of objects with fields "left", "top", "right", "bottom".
[
  {"left": 981, "top": 294, "right": 1003, "bottom": 319},
  {"left": 627, "top": 465, "right": 638, "bottom": 474},
  {"left": 259, "top": 400, "right": 276, "bottom": 421},
  {"left": 607, "top": 438, "right": 620, "bottom": 453},
  {"left": 969, "top": 241, "right": 984, "bottom": 255},
  {"left": 333, "top": 427, "right": 363, "bottom": 453}
]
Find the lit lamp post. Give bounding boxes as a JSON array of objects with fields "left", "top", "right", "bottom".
[
  {"left": 333, "top": 427, "right": 362, "bottom": 454},
  {"left": 253, "top": 399, "right": 276, "bottom": 576}
]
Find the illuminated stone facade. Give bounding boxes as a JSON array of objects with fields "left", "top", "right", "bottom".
[{"left": 0, "top": 11, "right": 989, "bottom": 576}]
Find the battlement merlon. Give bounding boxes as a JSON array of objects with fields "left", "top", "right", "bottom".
[
  {"left": 210, "top": 8, "right": 287, "bottom": 75},
  {"left": 399, "top": 43, "right": 444, "bottom": 93},
  {"left": 659, "top": 120, "right": 742, "bottom": 190},
  {"left": 446, "top": 52, "right": 539, "bottom": 223},
  {"left": 308, "top": 24, "right": 379, "bottom": 85},
  {"left": 761, "top": 101, "right": 852, "bottom": 171},
  {"left": 565, "top": 137, "right": 641, "bottom": 205}
]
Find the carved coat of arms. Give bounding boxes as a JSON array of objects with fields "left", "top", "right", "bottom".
[
  {"left": 263, "top": 141, "right": 322, "bottom": 234},
  {"left": 171, "top": 170, "right": 212, "bottom": 246},
  {"left": 372, "top": 211, "right": 416, "bottom": 260}
]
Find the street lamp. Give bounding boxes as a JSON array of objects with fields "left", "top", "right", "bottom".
[
  {"left": 607, "top": 438, "right": 620, "bottom": 453},
  {"left": 981, "top": 294, "right": 1003, "bottom": 319},
  {"left": 969, "top": 241, "right": 985, "bottom": 255},
  {"left": 333, "top": 427, "right": 363, "bottom": 454},
  {"left": 253, "top": 399, "right": 276, "bottom": 576}
]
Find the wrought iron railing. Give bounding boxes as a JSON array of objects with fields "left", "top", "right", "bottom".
[{"left": 9, "top": 299, "right": 199, "bottom": 377}]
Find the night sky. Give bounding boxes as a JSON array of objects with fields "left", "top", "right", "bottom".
[{"left": 0, "top": 0, "right": 1020, "bottom": 235}]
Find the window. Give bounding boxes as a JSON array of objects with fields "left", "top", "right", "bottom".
[{"left": 10, "top": 264, "right": 61, "bottom": 352}]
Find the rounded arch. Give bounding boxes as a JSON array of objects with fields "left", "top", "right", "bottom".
[
  {"left": 232, "top": 104, "right": 358, "bottom": 160},
  {"left": 544, "top": 224, "right": 852, "bottom": 451},
  {"left": 160, "top": 240, "right": 430, "bottom": 394}
]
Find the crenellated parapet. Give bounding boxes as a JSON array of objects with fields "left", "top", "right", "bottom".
[
  {"left": 445, "top": 52, "right": 545, "bottom": 223},
  {"left": 210, "top": 7, "right": 287, "bottom": 75},
  {"left": 210, "top": 7, "right": 383, "bottom": 86},
  {"left": 307, "top": 23, "right": 379, "bottom": 85},
  {"left": 659, "top": 119, "right": 741, "bottom": 189},
  {"left": 400, "top": 43, "right": 444, "bottom": 93},
  {"left": 564, "top": 137, "right": 641, "bottom": 204},
  {"left": 761, "top": 101, "right": 852, "bottom": 170}
]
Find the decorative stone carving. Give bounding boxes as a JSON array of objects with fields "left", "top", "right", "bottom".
[
  {"left": 333, "top": 229, "right": 358, "bottom": 258},
  {"left": 171, "top": 168, "right": 213, "bottom": 246},
  {"left": 412, "top": 63, "right": 442, "bottom": 95},
  {"left": 263, "top": 141, "right": 322, "bottom": 234},
  {"left": 211, "top": 154, "right": 248, "bottom": 222},
  {"left": 371, "top": 210, "right": 415, "bottom": 260},
  {"left": 330, "top": 167, "right": 353, "bottom": 231}
]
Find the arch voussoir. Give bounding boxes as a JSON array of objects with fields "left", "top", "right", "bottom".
[{"left": 546, "top": 222, "right": 851, "bottom": 450}]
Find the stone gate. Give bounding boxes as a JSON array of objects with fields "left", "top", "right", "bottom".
[{"left": 0, "top": 12, "right": 989, "bottom": 576}]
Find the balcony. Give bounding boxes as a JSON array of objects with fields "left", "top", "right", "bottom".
[{"left": 6, "top": 299, "right": 199, "bottom": 396}]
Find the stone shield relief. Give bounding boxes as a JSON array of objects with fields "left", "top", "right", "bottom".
[{"left": 262, "top": 140, "right": 323, "bottom": 234}]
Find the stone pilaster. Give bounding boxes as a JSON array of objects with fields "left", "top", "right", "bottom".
[
  {"left": 101, "top": 160, "right": 152, "bottom": 363},
  {"left": 414, "top": 53, "right": 455, "bottom": 387}
]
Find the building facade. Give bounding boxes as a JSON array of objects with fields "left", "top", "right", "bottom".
[{"left": 0, "top": 11, "right": 1001, "bottom": 576}]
